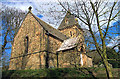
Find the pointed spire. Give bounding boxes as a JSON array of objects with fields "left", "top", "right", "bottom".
[
  {"left": 28, "top": 6, "right": 32, "bottom": 12},
  {"left": 58, "top": 9, "right": 76, "bottom": 30}
]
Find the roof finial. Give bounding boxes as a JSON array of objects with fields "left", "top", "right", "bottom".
[{"left": 28, "top": 6, "right": 32, "bottom": 12}]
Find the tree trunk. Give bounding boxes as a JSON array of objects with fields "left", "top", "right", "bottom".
[
  {"left": 102, "top": 45, "right": 113, "bottom": 79},
  {"left": 103, "top": 57, "right": 113, "bottom": 78}
]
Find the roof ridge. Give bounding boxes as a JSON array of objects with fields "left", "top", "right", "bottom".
[
  {"left": 13, "top": 12, "right": 30, "bottom": 40},
  {"left": 30, "top": 12, "right": 68, "bottom": 41},
  {"left": 30, "top": 12, "right": 58, "bottom": 31}
]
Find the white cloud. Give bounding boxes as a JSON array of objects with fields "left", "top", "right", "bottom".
[
  {"left": 2, "top": 2, "right": 32, "bottom": 11},
  {"left": 107, "top": 36, "right": 120, "bottom": 51},
  {"left": 107, "top": 36, "right": 120, "bottom": 47},
  {"left": 2, "top": 0, "right": 119, "bottom": 31},
  {"left": 2, "top": 0, "right": 58, "bottom": 2},
  {"left": 2, "top": 0, "right": 60, "bottom": 28}
]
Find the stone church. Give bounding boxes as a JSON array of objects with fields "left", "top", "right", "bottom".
[{"left": 9, "top": 7, "right": 92, "bottom": 70}]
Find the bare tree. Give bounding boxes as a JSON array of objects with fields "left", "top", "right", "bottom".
[
  {"left": 1, "top": 5, "right": 26, "bottom": 55},
  {"left": 57, "top": 0, "right": 120, "bottom": 78},
  {"left": 1, "top": 5, "right": 26, "bottom": 69},
  {"left": 33, "top": 0, "right": 120, "bottom": 78}
]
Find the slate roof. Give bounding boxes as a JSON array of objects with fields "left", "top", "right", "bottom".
[
  {"left": 58, "top": 10, "right": 78, "bottom": 30},
  {"left": 14, "top": 11, "right": 68, "bottom": 42},
  {"left": 27, "top": 12, "right": 69, "bottom": 42},
  {"left": 57, "top": 35, "right": 82, "bottom": 51}
]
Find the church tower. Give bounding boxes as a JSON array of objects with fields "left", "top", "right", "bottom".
[
  {"left": 57, "top": 10, "right": 92, "bottom": 67},
  {"left": 58, "top": 10, "right": 83, "bottom": 38}
]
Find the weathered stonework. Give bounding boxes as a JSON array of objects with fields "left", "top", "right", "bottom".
[
  {"left": 59, "top": 25, "right": 83, "bottom": 38},
  {"left": 9, "top": 9, "right": 92, "bottom": 70},
  {"left": 9, "top": 13, "right": 47, "bottom": 70}
]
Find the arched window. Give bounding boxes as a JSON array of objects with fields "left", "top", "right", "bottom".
[
  {"left": 81, "top": 45, "right": 84, "bottom": 52},
  {"left": 70, "top": 31, "right": 72, "bottom": 37},
  {"left": 25, "top": 36, "right": 29, "bottom": 53},
  {"left": 81, "top": 47, "right": 83, "bottom": 52}
]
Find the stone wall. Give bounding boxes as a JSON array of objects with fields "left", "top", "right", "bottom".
[
  {"left": 58, "top": 25, "right": 90, "bottom": 67},
  {"left": 48, "top": 36, "right": 62, "bottom": 68},
  {"left": 59, "top": 25, "right": 83, "bottom": 38},
  {"left": 86, "top": 57, "right": 93, "bottom": 67},
  {"left": 58, "top": 49, "right": 81, "bottom": 68},
  {"left": 9, "top": 13, "right": 48, "bottom": 70},
  {"left": 82, "top": 54, "right": 93, "bottom": 67},
  {"left": 9, "top": 12, "right": 63, "bottom": 70},
  {"left": 58, "top": 50, "right": 92, "bottom": 68}
]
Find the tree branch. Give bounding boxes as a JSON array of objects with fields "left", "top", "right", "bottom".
[{"left": 103, "top": 2, "right": 117, "bottom": 38}]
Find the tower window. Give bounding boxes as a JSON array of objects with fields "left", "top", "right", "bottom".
[{"left": 70, "top": 31, "right": 72, "bottom": 37}]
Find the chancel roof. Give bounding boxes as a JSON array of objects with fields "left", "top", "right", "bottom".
[{"left": 57, "top": 35, "right": 82, "bottom": 51}]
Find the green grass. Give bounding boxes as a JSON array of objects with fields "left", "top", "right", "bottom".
[{"left": 2, "top": 67, "right": 120, "bottom": 78}]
